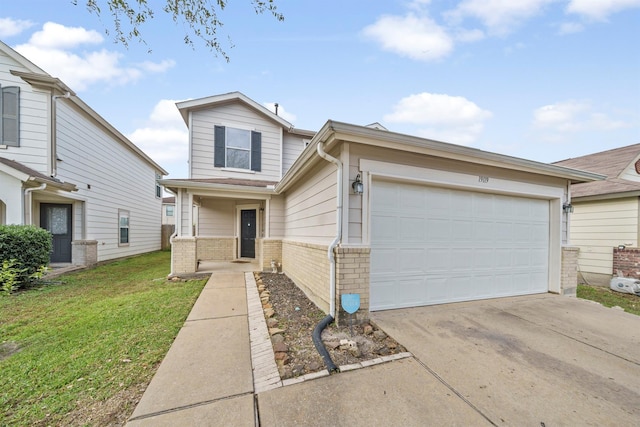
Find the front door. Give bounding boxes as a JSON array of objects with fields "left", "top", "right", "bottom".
[
  {"left": 240, "top": 209, "right": 256, "bottom": 258},
  {"left": 41, "top": 203, "right": 72, "bottom": 263}
]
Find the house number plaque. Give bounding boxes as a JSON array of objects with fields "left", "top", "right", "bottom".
[{"left": 478, "top": 176, "right": 489, "bottom": 183}]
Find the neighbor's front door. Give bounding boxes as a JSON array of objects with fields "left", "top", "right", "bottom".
[
  {"left": 240, "top": 209, "right": 256, "bottom": 258},
  {"left": 41, "top": 203, "right": 72, "bottom": 263}
]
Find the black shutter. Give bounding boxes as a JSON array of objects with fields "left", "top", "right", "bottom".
[
  {"left": 251, "top": 131, "right": 261, "bottom": 172},
  {"left": 214, "top": 125, "right": 225, "bottom": 167},
  {"left": 1, "top": 86, "right": 19, "bottom": 146}
]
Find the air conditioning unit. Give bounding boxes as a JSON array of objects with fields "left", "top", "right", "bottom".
[{"left": 610, "top": 277, "right": 640, "bottom": 296}]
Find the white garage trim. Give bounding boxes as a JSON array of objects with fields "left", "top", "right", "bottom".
[{"left": 360, "top": 160, "right": 564, "bottom": 309}]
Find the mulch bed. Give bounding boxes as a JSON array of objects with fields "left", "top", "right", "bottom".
[{"left": 257, "top": 272, "right": 406, "bottom": 380}]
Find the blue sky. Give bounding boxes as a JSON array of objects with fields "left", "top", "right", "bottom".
[{"left": 1, "top": 0, "right": 639, "bottom": 179}]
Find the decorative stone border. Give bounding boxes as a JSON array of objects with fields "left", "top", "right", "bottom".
[{"left": 244, "top": 272, "right": 415, "bottom": 393}]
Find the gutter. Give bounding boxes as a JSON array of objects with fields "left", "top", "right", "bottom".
[
  {"left": 312, "top": 139, "right": 342, "bottom": 373},
  {"left": 24, "top": 183, "right": 47, "bottom": 225}
]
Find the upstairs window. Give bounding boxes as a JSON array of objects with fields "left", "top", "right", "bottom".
[
  {"left": 214, "top": 125, "right": 261, "bottom": 171},
  {"left": 165, "top": 205, "right": 174, "bottom": 216},
  {"left": 0, "top": 85, "right": 20, "bottom": 147}
]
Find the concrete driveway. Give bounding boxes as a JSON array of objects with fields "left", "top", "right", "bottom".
[{"left": 371, "top": 294, "right": 640, "bottom": 426}]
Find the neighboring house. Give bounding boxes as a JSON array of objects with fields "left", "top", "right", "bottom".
[
  {"left": 162, "top": 197, "right": 176, "bottom": 225},
  {"left": 161, "top": 91, "right": 603, "bottom": 321},
  {"left": 0, "top": 40, "right": 167, "bottom": 266},
  {"left": 554, "top": 144, "right": 640, "bottom": 286}
]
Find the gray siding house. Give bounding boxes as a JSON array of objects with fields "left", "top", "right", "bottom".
[{"left": 0, "top": 40, "right": 167, "bottom": 266}]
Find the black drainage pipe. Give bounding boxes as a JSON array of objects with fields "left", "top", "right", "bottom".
[{"left": 312, "top": 314, "right": 339, "bottom": 373}]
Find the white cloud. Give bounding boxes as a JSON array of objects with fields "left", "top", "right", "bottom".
[
  {"left": 28, "top": 22, "right": 103, "bottom": 48},
  {"left": 558, "top": 21, "right": 585, "bottom": 34},
  {"left": 446, "top": 0, "right": 558, "bottom": 35},
  {"left": 14, "top": 22, "right": 174, "bottom": 91},
  {"left": 566, "top": 0, "right": 640, "bottom": 21},
  {"left": 362, "top": 13, "right": 454, "bottom": 61},
  {"left": 533, "top": 100, "right": 629, "bottom": 133},
  {"left": 128, "top": 100, "right": 189, "bottom": 177},
  {"left": 0, "top": 17, "right": 34, "bottom": 38},
  {"left": 384, "top": 92, "right": 492, "bottom": 145},
  {"left": 263, "top": 102, "right": 297, "bottom": 123}
]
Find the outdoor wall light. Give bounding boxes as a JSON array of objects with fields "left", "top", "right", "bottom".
[
  {"left": 562, "top": 203, "right": 574, "bottom": 214},
  {"left": 352, "top": 174, "right": 364, "bottom": 195}
]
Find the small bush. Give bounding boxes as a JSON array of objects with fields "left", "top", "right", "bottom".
[{"left": 0, "top": 225, "right": 52, "bottom": 293}]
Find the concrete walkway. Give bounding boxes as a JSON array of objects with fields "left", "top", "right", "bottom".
[
  {"left": 127, "top": 271, "right": 256, "bottom": 426},
  {"left": 126, "top": 270, "right": 484, "bottom": 426}
]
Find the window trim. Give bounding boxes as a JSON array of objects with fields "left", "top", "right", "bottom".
[
  {"left": 0, "top": 85, "right": 20, "bottom": 147},
  {"left": 214, "top": 125, "right": 261, "bottom": 172},
  {"left": 165, "top": 205, "right": 174, "bottom": 217},
  {"left": 118, "top": 210, "right": 130, "bottom": 246}
]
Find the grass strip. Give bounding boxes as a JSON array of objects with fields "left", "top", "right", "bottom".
[
  {"left": 577, "top": 283, "right": 640, "bottom": 316},
  {"left": 0, "top": 251, "right": 206, "bottom": 426}
]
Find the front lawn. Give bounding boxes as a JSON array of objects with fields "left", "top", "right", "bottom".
[
  {"left": 0, "top": 251, "right": 206, "bottom": 426},
  {"left": 577, "top": 284, "right": 640, "bottom": 316}
]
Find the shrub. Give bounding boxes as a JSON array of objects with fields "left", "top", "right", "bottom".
[{"left": 0, "top": 225, "right": 52, "bottom": 293}]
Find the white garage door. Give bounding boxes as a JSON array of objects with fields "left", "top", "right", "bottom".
[{"left": 370, "top": 180, "right": 549, "bottom": 311}]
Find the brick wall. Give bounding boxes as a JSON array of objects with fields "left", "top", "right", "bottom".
[
  {"left": 71, "top": 240, "right": 98, "bottom": 267},
  {"left": 561, "top": 246, "right": 579, "bottom": 296},
  {"left": 171, "top": 237, "right": 197, "bottom": 274},
  {"left": 282, "top": 240, "right": 330, "bottom": 313},
  {"left": 196, "top": 237, "right": 235, "bottom": 261},
  {"left": 259, "top": 238, "right": 282, "bottom": 271},
  {"left": 335, "top": 246, "right": 370, "bottom": 326},
  {"left": 613, "top": 247, "right": 640, "bottom": 279}
]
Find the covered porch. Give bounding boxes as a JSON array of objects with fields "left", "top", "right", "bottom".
[{"left": 161, "top": 178, "right": 285, "bottom": 276}]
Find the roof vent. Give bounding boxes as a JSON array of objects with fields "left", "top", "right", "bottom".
[{"left": 635, "top": 159, "right": 640, "bottom": 174}]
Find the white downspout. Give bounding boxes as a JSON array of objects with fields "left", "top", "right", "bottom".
[
  {"left": 24, "top": 183, "right": 47, "bottom": 225},
  {"left": 316, "top": 141, "right": 342, "bottom": 318},
  {"left": 166, "top": 187, "right": 179, "bottom": 277}
]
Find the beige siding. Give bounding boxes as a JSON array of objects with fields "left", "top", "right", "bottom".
[
  {"left": 282, "top": 134, "right": 305, "bottom": 176},
  {"left": 283, "top": 160, "right": 338, "bottom": 243},
  {"left": 619, "top": 157, "right": 640, "bottom": 182},
  {"left": 269, "top": 194, "right": 285, "bottom": 238},
  {"left": 570, "top": 197, "right": 639, "bottom": 276},
  {"left": 0, "top": 50, "right": 49, "bottom": 174},
  {"left": 198, "top": 198, "right": 235, "bottom": 236},
  {"left": 0, "top": 173, "right": 23, "bottom": 224},
  {"left": 55, "top": 102, "right": 162, "bottom": 261},
  {"left": 190, "top": 103, "right": 282, "bottom": 180}
]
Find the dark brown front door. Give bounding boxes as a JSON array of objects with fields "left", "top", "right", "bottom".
[
  {"left": 240, "top": 209, "right": 256, "bottom": 258},
  {"left": 41, "top": 203, "right": 72, "bottom": 263}
]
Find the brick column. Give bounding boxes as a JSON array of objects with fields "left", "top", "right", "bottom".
[
  {"left": 71, "top": 240, "right": 98, "bottom": 267},
  {"left": 335, "top": 246, "right": 371, "bottom": 326},
  {"left": 171, "top": 237, "right": 197, "bottom": 275},
  {"left": 561, "top": 246, "right": 580, "bottom": 296}
]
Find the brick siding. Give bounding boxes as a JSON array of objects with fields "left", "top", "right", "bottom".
[
  {"left": 613, "top": 247, "right": 640, "bottom": 279},
  {"left": 282, "top": 240, "right": 330, "bottom": 313},
  {"left": 561, "top": 246, "right": 579, "bottom": 296}
]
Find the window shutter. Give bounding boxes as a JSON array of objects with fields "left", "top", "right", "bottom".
[
  {"left": 251, "top": 131, "right": 261, "bottom": 172},
  {"left": 1, "top": 86, "right": 19, "bottom": 146},
  {"left": 214, "top": 125, "right": 225, "bottom": 167}
]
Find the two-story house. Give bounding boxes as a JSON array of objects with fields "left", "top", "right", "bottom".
[
  {"left": 0, "top": 40, "right": 167, "bottom": 266},
  {"left": 161, "top": 91, "right": 603, "bottom": 322}
]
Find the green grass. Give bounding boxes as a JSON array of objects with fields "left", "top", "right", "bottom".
[
  {"left": 577, "top": 284, "right": 640, "bottom": 316},
  {"left": 0, "top": 251, "right": 206, "bottom": 426}
]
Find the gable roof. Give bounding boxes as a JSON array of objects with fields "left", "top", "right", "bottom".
[
  {"left": 553, "top": 143, "right": 640, "bottom": 199},
  {"left": 0, "top": 41, "right": 167, "bottom": 176},
  {"left": 277, "top": 120, "right": 605, "bottom": 193},
  {"left": 176, "top": 91, "right": 312, "bottom": 135},
  {"left": 0, "top": 157, "right": 77, "bottom": 191}
]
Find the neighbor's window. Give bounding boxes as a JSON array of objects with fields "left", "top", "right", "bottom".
[
  {"left": 118, "top": 210, "right": 130, "bottom": 245},
  {"left": 214, "top": 125, "right": 261, "bottom": 171},
  {"left": 165, "top": 205, "right": 174, "bottom": 216},
  {"left": 0, "top": 85, "right": 20, "bottom": 147},
  {"left": 155, "top": 173, "right": 162, "bottom": 198}
]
